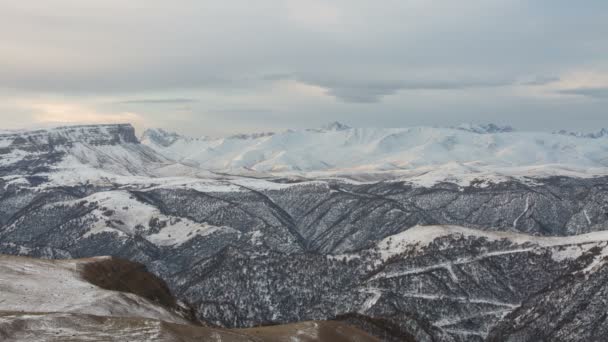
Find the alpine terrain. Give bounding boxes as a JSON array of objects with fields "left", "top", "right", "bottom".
[{"left": 1, "top": 122, "right": 608, "bottom": 341}]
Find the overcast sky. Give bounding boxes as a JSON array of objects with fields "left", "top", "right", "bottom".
[{"left": 1, "top": 0, "right": 607, "bottom": 136}]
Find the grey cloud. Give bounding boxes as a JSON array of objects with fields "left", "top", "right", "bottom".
[
  {"left": 326, "top": 85, "right": 401, "bottom": 103},
  {"left": 261, "top": 73, "right": 296, "bottom": 81},
  {"left": 558, "top": 87, "right": 608, "bottom": 99},
  {"left": 521, "top": 76, "right": 561, "bottom": 86},
  {"left": 300, "top": 78, "right": 517, "bottom": 103},
  {"left": 1, "top": 0, "right": 607, "bottom": 132},
  {"left": 117, "top": 98, "right": 198, "bottom": 104},
  {"left": 1, "top": 0, "right": 607, "bottom": 96}
]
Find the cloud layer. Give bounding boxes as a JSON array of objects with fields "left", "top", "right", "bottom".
[{"left": 0, "top": 1, "right": 607, "bottom": 134}]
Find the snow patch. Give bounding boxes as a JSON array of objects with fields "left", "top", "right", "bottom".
[
  {"left": 0, "top": 256, "right": 188, "bottom": 324},
  {"left": 376, "top": 225, "right": 608, "bottom": 262}
]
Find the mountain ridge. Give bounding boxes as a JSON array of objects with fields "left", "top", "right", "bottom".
[
  {"left": 2, "top": 122, "right": 608, "bottom": 341},
  {"left": 139, "top": 123, "right": 608, "bottom": 179}
]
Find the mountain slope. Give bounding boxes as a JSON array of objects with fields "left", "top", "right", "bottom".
[
  {"left": 0, "top": 313, "right": 380, "bottom": 342},
  {"left": 0, "top": 255, "right": 379, "bottom": 342},
  {"left": 2, "top": 123, "right": 608, "bottom": 341},
  {"left": 487, "top": 247, "right": 608, "bottom": 342},
  {"left": 0, "top": 255, "right": 192, "bottom": 323},
  {"left": 172, "top": 224, "right": 608, "bottom": 341}
]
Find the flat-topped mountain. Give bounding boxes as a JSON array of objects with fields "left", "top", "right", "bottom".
[
  {"left": 0, "top": 124, "right": 139, "bottom": 148},
  {"left": 0, "top": 123, "right": 167, "bottom": 180}
]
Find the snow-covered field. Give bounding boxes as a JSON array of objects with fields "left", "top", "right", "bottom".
[
  {"left": 374, "top": 224, "right": 608, "bottom": 261},
  {"left": 0, "top": 255, "right": 190, "bottom": 324}
]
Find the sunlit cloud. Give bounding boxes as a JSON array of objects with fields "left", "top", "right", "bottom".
[{"left": 23, "top": 101, "right": 145, "bottom": 128}]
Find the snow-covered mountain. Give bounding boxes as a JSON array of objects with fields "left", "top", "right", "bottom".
[
  {"left": 553, "top": 127, "right": 608, "bottom": 139},
  {"left": 141, "top": 123, "right": 608, "bottom": 183},
  {"left": 452, "top": 123, "right": 514, "bottom": 134},
  {"left": 1, "top": 124, "right": 171, "bottom": 186},
  {"left": 3, "top": 122, "right": 608, "bottom": 341},
  {"left": 4, "top": 122, "right": 607, "bottom": 187}
]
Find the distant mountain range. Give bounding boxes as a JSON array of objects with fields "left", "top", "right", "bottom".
[{"left": 140, "top": 122, "right": 608, "bottom": 185}]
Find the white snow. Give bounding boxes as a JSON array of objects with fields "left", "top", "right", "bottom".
[
  {"left": 584, "top": 210, "right": 592, "bottom": 226},
  {"left": 370, "top": 248, "right": 537, "bottom": 281},
  {"left": 375, "top": 225, "right": 608, "bottom": 262},
  {"left": 434, "top": 310, "right": 508, "bottom": 327},
  {"left": 5, "top": 124, "right": 608, "bottom": 190},
  {"left": 248, "top": 230, "right": 265, "bottom": 246},
  {"left": 550, "top": 245, "right": 588, "bottom": 262},
  {"left": 513, "top": 196, "right": 531, "bottom": 228},
  {"left": 32, "top": 190, "right": 240, "bottom": 247},
  {"left": 141, "top": 125, "right": 608, "bottom": 185},
  {"left": 395, "top": 293, "right": 519, "bottom": 309},
  {"left": 579, "top": 244, "right": 608, "bottom": 274},
  {"left": 358, "top": 288, "right": 383, "bottom": 313},
  {"left": 147, "top": 222, "right": 236, "bottom": 247},
  {"left": 0, "top": 256, "right": 189, "bottom": 324}
]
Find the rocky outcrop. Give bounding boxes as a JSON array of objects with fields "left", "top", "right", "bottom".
[{"left": 0, "top": 124, "right": 139, "bottom": 152}]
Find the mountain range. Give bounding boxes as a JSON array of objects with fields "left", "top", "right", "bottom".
[
  {"left": 141, "top": 122, "right": 608, "bottom": 184},
  {"left": 1, "top": 122, "right": 608, "bottom": 341}
]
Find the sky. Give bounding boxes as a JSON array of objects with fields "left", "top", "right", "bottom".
[{"left": 0, "top": 0, "right": 607, "bottom": 137}]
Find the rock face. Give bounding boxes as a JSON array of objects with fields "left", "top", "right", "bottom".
[
  {"left": 0, "top": 123, "right": 167, "bottom": 178},
  {"left": 2, "top": 123, "right": 608, "bottom": 341},
  {"left": 0, "top": 124, "right": 140, "bottom": 154}
]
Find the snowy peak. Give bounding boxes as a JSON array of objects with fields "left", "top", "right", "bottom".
[
  {"left": 320, "top": 121, "right": 352, "bottom": 131},
  {"left": 226, "top": 132, "right": 275, "bottom": 140},
  {"left": 554, "top": 128, "right": 608, "bottom": 139},
  {"left": 454, "top": 123, "right": 515, "bottom": 134},
  {"left": 141, "top": 128, "right": 185, "bottom": 147}
]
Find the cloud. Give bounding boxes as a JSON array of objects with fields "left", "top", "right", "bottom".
[
  {"left": 116, "top": 98, "right": 198, "bottom": 104},
  {"left": 299, "top": 78, "right": 517, "bottom": 103},
  {"left": 1, "top": 0, "right": 606, "bottom": 96},
  {"left": 557, "top": 87, "right": 608, "bottom": 99},
  {"left": 285, "top": 0, "right": 342, "bottom": 32},
  {"left": 0, "top": 1, "right": 607, "bottom": 132},
  {"left": 521, "top": 76, "right": 561, "bottom": 86},
  {"left": 23, "top": 102, "right": 145, "bottom": 127}
]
